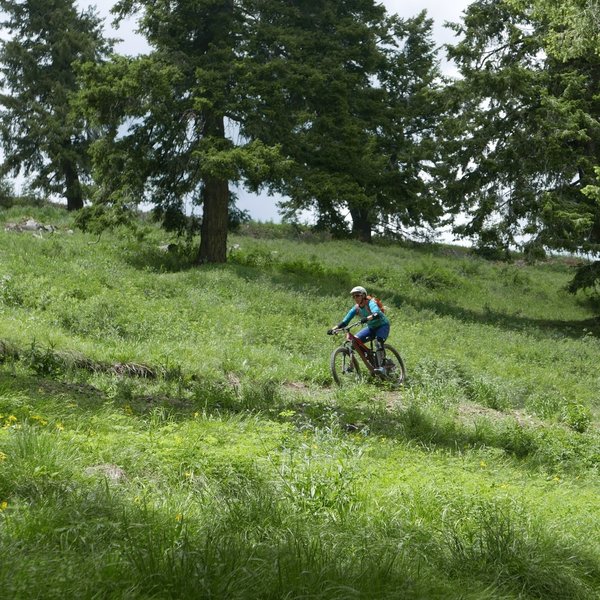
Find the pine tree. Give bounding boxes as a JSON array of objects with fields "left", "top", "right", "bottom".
[
  {"left": 79, "top": 0, "right": 287, "bottom": 263},
  {"left": 444, "top": 0, "right": 600, "bottom": 275},
  {"left": 242, "top": 3, "right": 443, "bottom": 242},
  {"left": 0, "top": 0, "right": 112, "bottom": 210}
]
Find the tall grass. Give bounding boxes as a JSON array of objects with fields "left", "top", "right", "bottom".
[{"left": 0, "top": 204, "right": 599, "bottom": 598}]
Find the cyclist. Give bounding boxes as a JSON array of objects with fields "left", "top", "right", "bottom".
[{"left": 327, "top": 286, "right": 390, "bottom": 371}]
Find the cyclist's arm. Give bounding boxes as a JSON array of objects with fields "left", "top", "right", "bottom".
[
  {"left": 366, "top": 298, "right": 382, "bottom": 321},
  {"left": 338, "top": 306, "right": 358, "bottom": 328}
]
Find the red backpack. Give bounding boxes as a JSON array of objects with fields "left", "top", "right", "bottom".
[{"left": 355, "top": 295, "right": 386, "bottom": 315}]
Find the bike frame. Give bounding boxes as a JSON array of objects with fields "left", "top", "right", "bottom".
[{"left": 340, "top": 324, "right": 379, "bottom": 374}]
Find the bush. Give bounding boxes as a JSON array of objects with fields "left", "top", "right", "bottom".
[
  {"left": 562, "top": 402, "right": 592, "bottom": 433},
  {"left": 465, "top": 375, "right": 512, "bottom": 412},
  {"left": 407, "top": 261, "right": 462, "bottom": 290}
]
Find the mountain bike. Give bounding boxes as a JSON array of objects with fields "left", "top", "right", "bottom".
[{"left": 328, "top": 322, "right": 406, "bottom": 386}]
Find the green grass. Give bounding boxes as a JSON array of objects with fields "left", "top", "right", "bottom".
[{"left": 0, "top": 203, "right": 599, "bottom": 599}]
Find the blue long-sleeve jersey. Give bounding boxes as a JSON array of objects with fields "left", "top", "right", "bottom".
[{"left": 339, "top": 298, "right": 389, "bottom": 329}]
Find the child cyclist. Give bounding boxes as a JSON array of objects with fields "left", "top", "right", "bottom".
[{"left": 327, "top": 286, "right": 390, "bottom": 372}]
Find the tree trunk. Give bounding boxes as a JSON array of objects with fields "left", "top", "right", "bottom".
[
  {"left": 64, "top": 159, "right": 83, "bottom": 211},
  {"left": 349, "top": 203, "right": 373, "bottom": 243},
  {"left": 198, "top": 175, "right": 229, "bottom": 263},
  {"left": 198, "top": 112, "right": 229, "bottom": 264}
]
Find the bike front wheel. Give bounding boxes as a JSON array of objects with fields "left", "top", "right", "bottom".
[
  {"left": 381, "top": 344, "right": 406, "bottom": 386},
  {"left": 330, "top": 346, "right": 361, "bottom": 386}
]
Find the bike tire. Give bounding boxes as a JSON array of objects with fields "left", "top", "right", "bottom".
[
  {"left": 382, "top": 344, "right": 406, "bottom": 385},
  {"left": 330, "top": 346, "right": 361, "bottom": 386}
]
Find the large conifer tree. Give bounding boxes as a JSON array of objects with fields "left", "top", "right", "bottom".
[
  {"left": 0, "top": 0, "right": 112, "bottom": 210},
  {"left": 242, "top": 4, "right": 443, "bottom": 242},
  {"left": 444, "top": 0, "right": 600, "bottom": 276},
  {"left": 79, "top": 0, "right": 288, "bottom": 263}
]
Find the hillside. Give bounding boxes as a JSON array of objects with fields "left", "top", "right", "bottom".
[{"left": 0, "top": 203, "right": 599, "bottom": 599}]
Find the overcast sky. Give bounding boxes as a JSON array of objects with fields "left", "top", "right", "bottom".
[{"left": 80, "top": 1, "right": 474, "bottom": 222}]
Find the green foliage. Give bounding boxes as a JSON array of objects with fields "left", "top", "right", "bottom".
[
  {"left": 73, "top": 197, "right": 139, "bottom": 237},
  {"left": 76, "top": 0, "right": 446, "bottom": 257},
  {"left": 78, "top": 1, "right": 295, "bottom": 263},
  {"left": 562, "top": 401, "right": 592, "bottom": 433},
  {"left": 0, "top": 275, "right": 22, "bottom": 307},
  {"left": 0, "top": 179, "right": 14, "bottom": 208},
  {"left": 444, "top": 0, "right": 600, "bottom": 294},
  {"left": 444, "top": 498, "right": 596, "bottom": 599},
  {"left": 567, "top": 261, "right": 600, "bottom": 294},
  {"left": 245, "top": 5, "right": 444, "bottom": 242},
  {"left": 465, "top": 376, "right": 513, "bottom": 412},
  {"left": 0, "top": 208, "right": 599, "bottom": 598},
  {"left": 0, "top": 0, "right": 113, "bottom": 210},
  {"left": 407, "top": 261, "right": 462, "bottom": 290}
]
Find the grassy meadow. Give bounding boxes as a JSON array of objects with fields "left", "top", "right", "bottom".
[{"left": 0, "top": 202, "right": 599, "bottom": 599}]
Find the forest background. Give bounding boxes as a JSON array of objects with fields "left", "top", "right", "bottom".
[{"left": 0, "top": 0, "right": 599, "bottom": 283}]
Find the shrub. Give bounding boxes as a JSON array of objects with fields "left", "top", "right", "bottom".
[
  {"left": 57, "top": 296, "right": 139, "bottom": 341},
  {"left": 562, "top": 402, "right": 592, "bottom": 433},
  {"left": 465, "top": 376, "right": 512, "bottom": 412},
  {"left": 22, "top": 342, "right": 64, "bottom": 377},
  {"left": 501, "top": 421, "right": 539, "bottom": 458},
  {"left": 526, "top": 391, "right": 563, "bottom": 419},
  {"left": 228, "top": 246, "right": 278, "bottom": 268},
  {"left": 500, "top": 265, "right": 532, "bottom": 289},
  {"left": 407, "top": 261, "right": 462, "bottom": 290}
]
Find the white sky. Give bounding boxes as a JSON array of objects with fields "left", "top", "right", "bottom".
[
  {"left": 76, "top": 2, "right": 473, "bottom": 221},
  {"left": 383, "top": 0, "right": 471, "bottom": 44},
  {"left": 90, "top": 1, "right": 471, "bottom": 54}
]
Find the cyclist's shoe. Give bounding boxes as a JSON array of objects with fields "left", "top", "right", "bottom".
[{"left": 373, "top": 367, "right": 386, "bottom": 376}]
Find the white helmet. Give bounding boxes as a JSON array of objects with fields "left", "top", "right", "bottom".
[{"left": 350, "top": 286, "right": 367, "bottom": 296}]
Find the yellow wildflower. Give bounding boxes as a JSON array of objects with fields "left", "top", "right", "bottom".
[
  {"left": 0, "top": 452, "right": 6, "bottom": 461},
  {"left": 0, "top": 501, "right": 7, "bottom": 511}
]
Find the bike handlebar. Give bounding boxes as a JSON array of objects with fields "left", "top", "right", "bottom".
[{"left": 328, "top": 322, "right": 362, "bottom": 335}]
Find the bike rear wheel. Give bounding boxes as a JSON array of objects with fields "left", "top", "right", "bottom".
[
  {"left": 381, "top": 344, "right": 406, "bottom": 385},
  {"left": 330, "top": 346, "right": 361, "bottom": 386}
]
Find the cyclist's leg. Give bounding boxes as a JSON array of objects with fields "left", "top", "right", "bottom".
[
  {"left": 375, "top": 323, "right": 390, "bottom": 343},
  {"left": 355, "top": 327, "right": 374, "bottom": 342},
  {"left": 356, "top": 328, "right": 377, "bottom": 369},
  {"left": 374, "top": 324, "right": 390, "bottom": 368}
]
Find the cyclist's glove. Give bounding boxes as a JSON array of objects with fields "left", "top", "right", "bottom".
[{"left": 360, "top": 317, "right": 369, "bottom": 324}]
